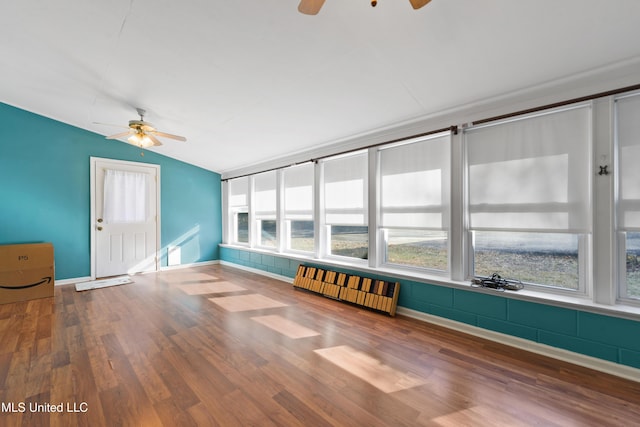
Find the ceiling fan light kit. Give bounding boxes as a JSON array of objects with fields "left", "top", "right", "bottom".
[
  {"left": 298, "top": 0, "right": 431, "bottom": 15},
  {"left": 103, "top": 108, "right": 187, "bottom": 148},
  {"left": 127, "top": 132, "right": 155, "bottom": 148}
]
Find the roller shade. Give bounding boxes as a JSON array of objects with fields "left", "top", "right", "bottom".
[
  {"left": 323, "top": 152, "right": 368, "bottom": 226},
  {"left": 379, "top": 133, "right": 450, "bottom": 229},
  {"left": 283, "top": 163, "right": 314, "bottom": 220},
  {"left": 254, "top": 171, "right": 276, "bottom": 219},
  {"left": 228, "top": 176, "right": 249, "bottom": 208},
  {"left": 465, "top": 104, "right": 591, "bottom": 232}
]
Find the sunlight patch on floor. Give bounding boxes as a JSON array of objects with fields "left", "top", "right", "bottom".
[
  {"left": 431, "top": 405, "right": 523, "bottom": 427},
  {"left": 251, "top": 315, "right": 320, "bottom": 339},
  {"left": 209, "top": 294, "right": 288, "bottom": 312},
  {"left": 177, "top": 282, "right": 246, "bottom": 295},
  {"left": 314, "top": 345, "right": 426, "bottom": 393}
]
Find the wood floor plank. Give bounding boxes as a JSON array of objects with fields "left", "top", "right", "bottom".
[
  {"left": 126, "top": 350, "right": 173, "bottom": 405},
  {"left": 0, "top": 264, "right": 639, "bottom": 426}
]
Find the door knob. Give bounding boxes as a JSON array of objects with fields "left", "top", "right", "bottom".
[
  {"left": 97, "top": 218, "right": 103, "bottom": 223},
  {"left": 97, "top": 226, "right": 103, "bottom": 231}
]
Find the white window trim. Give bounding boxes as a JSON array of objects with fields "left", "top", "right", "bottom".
[
  {"left": 376, "top": 132, "right": 452, "bottom": 274},
  {"left": 463, "top": 103, "right": 592, "bottom": 296}
]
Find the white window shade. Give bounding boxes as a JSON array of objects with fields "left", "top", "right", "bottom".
[
  {"left": 617, "top": 93, "right": 640, "bottom": 230},
  {"left": 465, "top": 105, "right": 591, "bottom": 232},
  {"left": 228, "top": 176, "right": 249, "bottom": 208},
  {"left": 254, "top": 171, "right": 277, "bottom": 219},
  {"left": 379, "top": 134, "right": 450, "bottom": 229},
  {"left": 323, "top": 152, "right": 368, "bottom": 225},
  {"left": 283, "top": 163, "right": 314, "bottom": 220}
]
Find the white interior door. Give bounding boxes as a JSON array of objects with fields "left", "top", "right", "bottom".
[{"left": 92, "top": 158, "right": 159, "bottom": 278}]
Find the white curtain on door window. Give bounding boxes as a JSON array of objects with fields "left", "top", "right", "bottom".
[{"left": 103, "top": 169, "right": 148, "bottom": 223}]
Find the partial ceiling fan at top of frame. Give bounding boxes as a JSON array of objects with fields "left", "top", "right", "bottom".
[{"left": 298, "top": 0, "right": 432, "bottom": 15}]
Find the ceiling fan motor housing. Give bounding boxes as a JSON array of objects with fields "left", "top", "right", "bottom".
[{"left": 129, "top": 120, "right": 156, "bottom": 132}]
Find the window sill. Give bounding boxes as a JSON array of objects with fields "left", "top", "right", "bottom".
[{"left": 219, "top": 244, "right": 640, "bottom": 322}]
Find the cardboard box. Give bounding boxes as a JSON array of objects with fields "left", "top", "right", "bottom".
[{"left": 0, "top": 243, "right": 54, "bottom": 304}]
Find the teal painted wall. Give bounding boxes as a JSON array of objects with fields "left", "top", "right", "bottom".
[
  {"left": 219, "top": 246, "right": 640, "bottom": 371},
  {"left": 0, "top": 103, "right": 222, "bottom": 279}
]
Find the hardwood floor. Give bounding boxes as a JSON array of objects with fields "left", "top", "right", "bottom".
[{"left": 1, "top": 264, "right": 639, "bottom": 426}]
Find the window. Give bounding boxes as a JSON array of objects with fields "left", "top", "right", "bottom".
[
  {"left": 283, "top": 163, "right": 315, "bottom": 252},
  {"left": 228, "top": 176, "right": 249, "bottom": 244},
  {"left": 616, "top": 93, "right": 640, "bottom": 300},
  {"left": 253, "top": 171, "right": 277, "bottom": 248},
  {"left": 379, "top": 133, "right": 450, "bottom": 271},
  {"left": 322, "top": 152, "right": 368, "bottom": 260},
  {"left": 465, "top": 104, "right": 591, "bottom": 291}
]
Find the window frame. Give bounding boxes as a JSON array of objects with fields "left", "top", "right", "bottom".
[
  {"left": 227, "top": 176, "right": 250, "bottom": 247},
  {"left": 614, "top": 91, "right": 640, "bottom": 305},
  {"left": 320, "top": 151, "right": 370, "bottom": 263},
  {"left": 463, "top": 103, "right": 593, "bottom": 296},
  {"left": 282, "top": 163, "right": 315, "bottom": 255},
  {"left": 377, "top": 132, "right": 452, "bottom": 274},
  {"left": 252, "top": 171, "right": 278, "bottom": 251}
]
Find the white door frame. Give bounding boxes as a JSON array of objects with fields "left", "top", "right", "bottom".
[{"left": 90, "top": 157, "right": 161, "bottom": 280}]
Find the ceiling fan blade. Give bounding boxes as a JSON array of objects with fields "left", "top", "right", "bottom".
[
  {"left": 298, "top": 0, "right": 325, "bottom": 15},
  {"left": 154, "top": 131, "right": 187, "bottom": 142},
  {"left": 408, "top": 0, "right": 431, "bottom": 9},
  {"left": 106, "top": 130, "right": 133, "bottom": 140},
  {"left": 147, "top": 134, "right": 163, "bottom": 147}
]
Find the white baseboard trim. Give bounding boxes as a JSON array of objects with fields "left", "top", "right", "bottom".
[
  {"left": 55, "top": 276, "right": 91, "bottom": 287},
  {"left": 219, "top": 260, "right": 294, "bottom": 284},
  {"left": 397, "top": 306, "right": 640, "bottom": 383}
]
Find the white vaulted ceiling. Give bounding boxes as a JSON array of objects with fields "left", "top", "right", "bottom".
[{"left": 2, "top": 0, "right": 640, "bottom": 174}]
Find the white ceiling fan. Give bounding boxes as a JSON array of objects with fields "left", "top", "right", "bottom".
[
  {"left": 103, "top": 108, "right": 187, "bottom": 148},
  {"left": 298, "top": 0, "right": 432, "bottom": 15}
]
